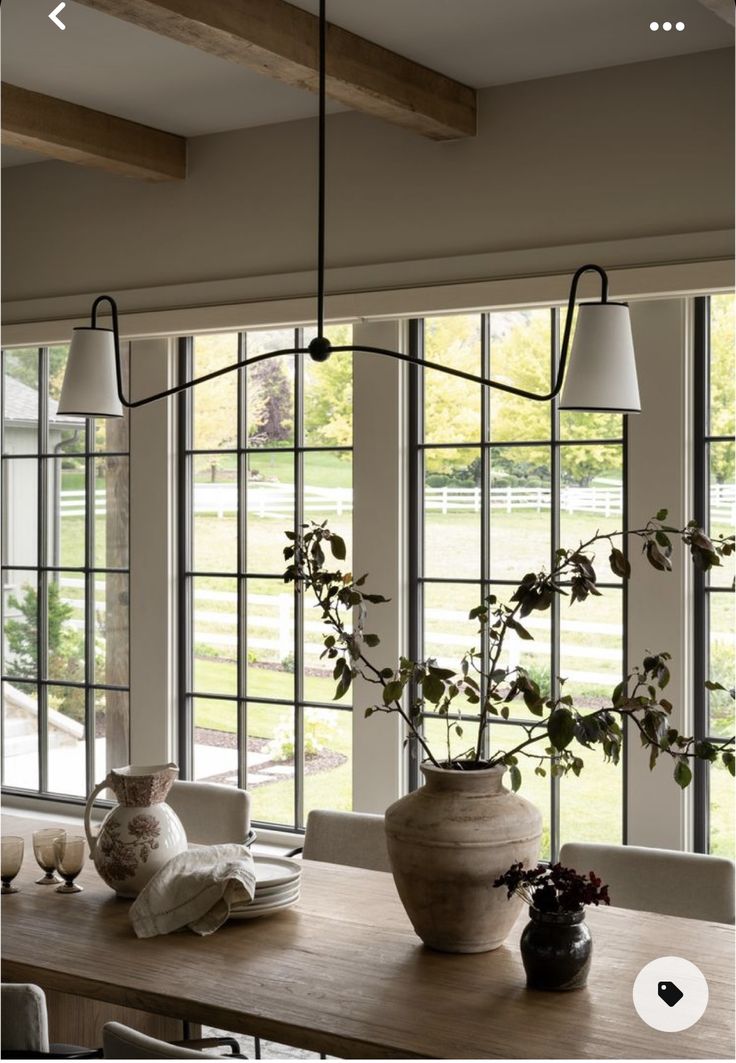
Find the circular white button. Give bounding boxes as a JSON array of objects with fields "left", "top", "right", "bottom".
[{"left": 633, "top": 957, "right": 709, "bottom": 1032}]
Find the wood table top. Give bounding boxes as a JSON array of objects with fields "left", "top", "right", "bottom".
[{"left": 2, "top": 814, "right": 734, "bottom": 1059}]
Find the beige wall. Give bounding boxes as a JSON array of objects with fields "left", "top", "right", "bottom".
[{"left": 2, "top": 48, "right": 733, "bottom": 322}]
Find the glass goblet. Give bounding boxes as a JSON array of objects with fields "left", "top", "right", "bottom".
[
  {"left": 1, "top": 836, "right": 25, "bottom": 894},
  {"left": 54, "top": 834, "right": 86, "bottom": 894},
  {"left": 33, "top": 828, "right": 66, "bottom": 885}
]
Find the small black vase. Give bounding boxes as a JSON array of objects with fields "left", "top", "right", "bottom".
[{"left": 520, "top": 907, "right": 592, "bottom": 991}]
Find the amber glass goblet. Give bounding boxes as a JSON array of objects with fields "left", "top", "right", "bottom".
[
  {"left": 54, "top": 834, "right": 86, "bottom": 894},
  {"left": 33, "top": 828, "right": 66, "bottom": 885},
  {"left": 1, "top": 836, "right": 25, "bottom": 894}
]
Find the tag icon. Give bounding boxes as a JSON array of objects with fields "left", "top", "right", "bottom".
[{"left": 658, "top": 981, "right": 684, "bottom": 1008}]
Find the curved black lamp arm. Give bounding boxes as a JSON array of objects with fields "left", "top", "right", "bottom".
[{"left": 93, "top": 262, "right": 608, "bottom": 409}]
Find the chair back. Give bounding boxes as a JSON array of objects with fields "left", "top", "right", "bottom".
[
  {"left": 103, "top": 1023, "right": 211, "bottom": 1059},
  {"left": 166, "top": 780, "right": 251, "bottom": 845},
  {"left": 1, "top": 983, "right": 49, "bottom": 1054},
  {"left": 559, "top": 842, "right": 735, "bottom": 924},
  {"left": 303, "top": 809, "right": 391, "bottom": 873}
]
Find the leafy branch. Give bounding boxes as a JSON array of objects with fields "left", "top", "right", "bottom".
[{"left": 283, "top": 513, "right": 735, "bottom": 792}]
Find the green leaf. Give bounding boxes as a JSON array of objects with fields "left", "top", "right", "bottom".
[
  {"left": 329, "top": 534, "right": 347, "bottom": 561},
  {"left": 508, "top": 619, "right": 534, "bottom": 641},
  {"left": 673, "top": 758, "right": 692, "bottom": 789},
  {"left": 364, "top": 706, "right": 374, "bottom": 718},
  {"left": 509, "top": 765, "right": 522, "bottom": 792},
  {"left": 609, "top": 547, "right": 631, "bottom": 580},
  {"left": 656, "top": 508, "right": 668, "bottom": 521},
  {"left": 548, "top": 707, "right": 575, "bottom": 751},
  {"left": 383, "top": 680, "right": 403, "bottom": 705},
  {"left": 722, "top": 752, "right": 735, "bottom": 777},
  {"left": 422, "top": 673, "right": 444, "bottom": 705},
  {"left": 363, "top": 633, "right": 380, "bottom": 647}
]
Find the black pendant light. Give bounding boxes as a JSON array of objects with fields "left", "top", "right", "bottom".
[{"left": 59, "top": 0, "right": 640, "bottom": 418}]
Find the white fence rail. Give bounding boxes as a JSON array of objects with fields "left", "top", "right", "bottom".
[{"left": 60, "top": 482, "right": 736, "bottom": 521}]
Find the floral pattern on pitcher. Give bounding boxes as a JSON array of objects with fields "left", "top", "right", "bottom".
[{"left": 97, "top": 815, "right": 162, "bottom": 883}]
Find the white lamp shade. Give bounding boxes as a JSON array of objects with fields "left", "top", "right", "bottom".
[
  {"left": 58, "top": 328, "right": 123, "bottom": 417},
  {"left": 559, "top": 302, "right": 640, "bottom": 413}
]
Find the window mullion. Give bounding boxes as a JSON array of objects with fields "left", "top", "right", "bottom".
[
  {"left": 294, "top": 330, "right": 305, "bottom": 830},
  {"left": 550, "top": 309, "right": 561, "bottom": 862}
]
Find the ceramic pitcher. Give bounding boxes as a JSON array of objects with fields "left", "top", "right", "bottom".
[{"left": 84, "top": 763, "right": 187, "bottom": 897}]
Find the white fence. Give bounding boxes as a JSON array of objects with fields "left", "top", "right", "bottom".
[{"left": 60, "top": 482, "right": 736, "bottom": 522}]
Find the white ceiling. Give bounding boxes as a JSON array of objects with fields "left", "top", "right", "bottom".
[{"left": 1, "top": 0, "right": 732, "bottom": 167}]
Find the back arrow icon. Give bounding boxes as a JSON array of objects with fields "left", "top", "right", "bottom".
[{"left": 49, "top": 3, "right": 66, "bottom": 30}]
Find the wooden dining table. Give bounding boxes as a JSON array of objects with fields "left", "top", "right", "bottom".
[{"left": 2, "top": 814, "right": 734, "bottom": 1059}]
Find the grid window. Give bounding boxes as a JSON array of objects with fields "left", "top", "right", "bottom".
[
  {"left": 694, "top": 294, "right": 735, "bottom": 859},
  {"left": 409, "top": 309, "right": 626, "bottom": 860},
  {"left": 1, "top": 345, "right": 130, "bottom": 798},
  {"left": 180, "top": 327, "right": 353, "bottom": 830}
]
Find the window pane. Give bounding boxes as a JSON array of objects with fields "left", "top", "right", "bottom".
[
  {"left": 303, "top": 706, "right": 352, "bottom": 816},
  {"left": 95, "top": 688, "right": 129, "bottom": 780},
  {"left": 425, "top": 447, "right": 481, "bottom": 580},
  {"left": 192, "top": 577, "right": 237, "bottom": 696},
  {"left": 246, "top": 330, "right": 295, "bottom": 448},
  {"left": 3, "top": 348, "right": 39, "bottom": 453},
  {"left": 708, "top": 592, "right": 734, "bottom": 738},
  {"left": 3, "top": 574, "right": 38, "bottom": 679},
  {"left": 2, "top": 680, "right": 39, "bottom": 790},
  {"left": 424, "top": 714, "right": 481, "bottom": 770},
  {"left": 303, "top": 588, "right": 344, "bottom": 704},
  {"left": 424, "top": 315, "right": 481, "bottom": 445},
  {"left": 424, "top": 581, "right": 481, "bottom": 671},
  {"left": 94, "top": 456, "right": 129, "bottom": 569},
  {"left": 303, "top": 324, "right": 353, "bottom": 448},
  {"left": 489, "top": 722, "right": 552, "bottom": 861},
  {"left": 246, "top": 451, "right": 294, "bottom": 574},
  {"left": 49, "top": 345, "right": 88, "bottom": 455},
  {"left": 193, "top": 697, "right": 238, "bottom": 785},
  {"left": 247, "top": 577, "right": 293, "bottom": 701},
  {"left": 94, "top": 573, "right": 129, "bottom": 687},
  {"left": 559, "top": 589, "right": 623, "bottom": 709},
  {"left": 47, "top": 574, "right": 85, "bottom": 683},
  {"left": 710, "top": 757, "right": 735, "bottom": 859},
  {"left": 193, "top": 454, "right": 237, "bottom": 574},
  {"left": 708, "top": 440, "right": 735, "bottom": 588},
  {"left": 560, "top": 444, "right": 623, "bottom": 553},
  {"left": 709, "top": 294, "right": 735, "bottom": 438},
  {"left": 2, "top": 458, "right": 38, "bottom": 567},
  {"left": 47, "top": 684, "right": 87, "bottom": 797},
  {"left": 50, "top": 457, "right": 85, "bottom": 568},
  {"left": 247, "top": 702, "right": 295, "bottom": 826},
  {"left": 490, "top": 446, "right": 551, "bottom": 579},
  {"left": 303, "top": 451, "right": 353, "bottom": 566},
  {"left": 559, "top": 740, "right": 623, "bottom": 849},
  {"left": 560, "top": 410, "right": 622, "bottom": 442},
  {"left": 192, "top": 334, "right": 239, "bottom": 451},
  {"left": 490, "top": 310, "right": 551, "bottom": 443}
]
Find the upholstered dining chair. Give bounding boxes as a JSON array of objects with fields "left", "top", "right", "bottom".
[
  {"left": 301, "top": 809, "right": 392, "bottom": 873},
  {"left": 165, "top": 781, "right": 251, "bottom": 846},
  {"left": 1, "top": 984, "right": 51, "bottom": 1057},
  {"left": 102, "top": 1023, "right": 245, "bottom": 1059},
  {"left": 559, "top": 842, "right": 735, "bottom": 924}
]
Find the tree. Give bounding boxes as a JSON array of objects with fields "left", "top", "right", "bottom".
[
  {"left": 5, "top": 581, "right": 85, "bottom": 721},
  {"left": 303, "top": 324, "right": 353, "bottom": 450},
  {"left": 709, "top": 293, "right": 735, "bottom": 484}
]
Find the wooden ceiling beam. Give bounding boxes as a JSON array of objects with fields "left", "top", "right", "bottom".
[
  {"left": 694, "top": 0, "right": 735, "bottom": 27},
  {"left": 1, "top": 83, "right": 186, "bottom": 181},
  {"left": 73, "top": 0, "right": 477, "bottom": 140}
]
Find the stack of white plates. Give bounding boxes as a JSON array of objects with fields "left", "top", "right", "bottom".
[{"left": 230, "top": 856, "right": 301, "bottom": 920}]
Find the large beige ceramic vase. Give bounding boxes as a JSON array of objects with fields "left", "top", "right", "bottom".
[{"left": 385, "top": 763, "right": 542, "bottom": 953}]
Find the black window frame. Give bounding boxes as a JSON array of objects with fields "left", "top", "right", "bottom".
[
  {"left": 407, "top": 308, "right": 629, "bottom": 861},
  {"left": 692, "top": 294, "right": 734, "bottom": 853},
  {"left": 1, "top": 344, "right": 131, "bottom": 804},
  {"left": 177, "top": 329, "right": 353, "bottom": 834}
]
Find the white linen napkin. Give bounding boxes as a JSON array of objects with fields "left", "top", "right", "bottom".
[{"left": 129, "top": 843, "right": 256, "bottom": 938}]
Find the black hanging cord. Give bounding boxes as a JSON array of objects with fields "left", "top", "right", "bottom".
[{"left": 80, "top": 4, "right": 616, "bottom": 410}]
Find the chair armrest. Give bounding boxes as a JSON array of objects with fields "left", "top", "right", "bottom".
[{"left": 170, "top": 1036, "right": 244, "bottom": 1056}]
